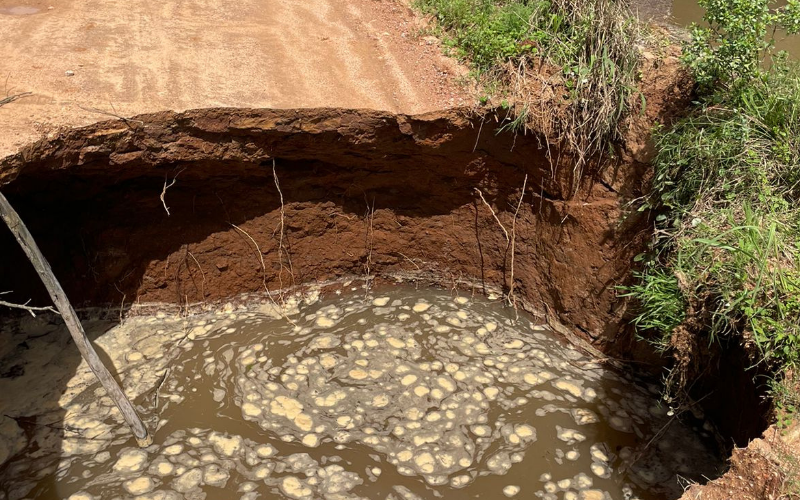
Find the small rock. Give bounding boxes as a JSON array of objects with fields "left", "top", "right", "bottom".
[{"left": 65, "top": 70, "right": 75, "bottom": 76}]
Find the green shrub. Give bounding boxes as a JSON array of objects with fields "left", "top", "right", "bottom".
[
  {"left": 624, "top": 2, "right": 800, "bottom": 408},
  {"left": 682, "top": 0, "right": 800, "bottom": 91},
  {"left": 631, "top": 63, "right": 800, "bottom": 372}
]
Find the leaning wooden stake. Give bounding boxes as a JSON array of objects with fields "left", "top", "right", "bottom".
[{"left": 0, "top": 191, "right": 152, "bottom": 447}]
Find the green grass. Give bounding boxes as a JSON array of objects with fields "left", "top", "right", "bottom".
[
  {"left": 415, "top": 0, "right": 541, "bottom": 70},
  {"left": 622, "top": 265, "right": 686, "bottom": 350},
  {"left": 628, "top": 62, "right": 800, "bottom": 398},
  {"left": 413, "top": 0, "right": 642, "bottom": 186}
]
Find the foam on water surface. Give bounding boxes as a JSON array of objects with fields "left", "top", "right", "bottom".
[{"left": 0, "top": 286, "right": 723, "bottom": 500}]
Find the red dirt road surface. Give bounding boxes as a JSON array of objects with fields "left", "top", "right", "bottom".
[{"left": 0, "top": 0, "right": 470, "bottom": 155}]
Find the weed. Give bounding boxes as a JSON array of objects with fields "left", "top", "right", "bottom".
[
  {"left": 510, "top": 0, "right": 643, "bottom": 184},
  {"left": 414, "top": 0, "right": 540, "bottom": 70},
  {"left": 626, "top": 59, "right": 800, "bottom": 399},
  {"left": 683, "top": 0, "right": 800, "bottom": 92},
  {"left": 413, "top": 0, "right": 643, "bottom": 190},
  {"left": 772, "top": 381, "right": 800, "bottom": 431},
  {"left": 621, "top": 265, "right": 686, "bottom": 351}
]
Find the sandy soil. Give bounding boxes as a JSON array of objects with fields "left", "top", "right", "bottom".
[{"left": 0, "top": 0, "right": 470, "bottom": 156}]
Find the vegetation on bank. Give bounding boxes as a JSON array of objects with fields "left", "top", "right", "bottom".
[
  {"left": 415, "top": 0, "right": 800, "bottom": 425},
  {"left": 626, "top": 0, "right": 800, "bottom": 411},
  {"left": 413, "top": 0, "right": 641, "bottom": 182}
]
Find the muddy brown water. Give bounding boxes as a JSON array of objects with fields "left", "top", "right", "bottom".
[
  {"left": 0, "top": 285, "right": 723, "bottom": 500},
  {"left": 636, "top": 0, "right": 800, "bottom": 57}
]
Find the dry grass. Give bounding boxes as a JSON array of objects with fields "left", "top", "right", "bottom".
[
  {"left": 502, "top": 0, "right": 642, "bottom": 189},
  {"left": 416, "top": 0, "right": 643, "bottom": 192}
]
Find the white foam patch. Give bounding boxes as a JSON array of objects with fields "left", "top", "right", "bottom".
[{"left": 0, "top": 287, "right": 722, "bottom": 500}]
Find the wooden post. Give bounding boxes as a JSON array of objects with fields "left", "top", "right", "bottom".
[{"left": 0, "top": 191, "right": 152, "bottom": 447}]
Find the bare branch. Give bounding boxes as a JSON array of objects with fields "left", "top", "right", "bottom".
[
  {"left": 0, "top": 294, "right": 59, "bottom": 317},
  {"left": 0, "top": 193, "right": 151, "bottom": 445}
]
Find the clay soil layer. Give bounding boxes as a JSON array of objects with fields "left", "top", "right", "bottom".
[{"left": 0, "top": 107, "right": 641, "bottom": 343}]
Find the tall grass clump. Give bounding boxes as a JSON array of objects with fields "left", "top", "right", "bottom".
[
  {"left": 626, "top": 0, "right": 800, "bottom": 406},
  {"left": 414, "top": 0, "right": 642, "bottom": 187}
]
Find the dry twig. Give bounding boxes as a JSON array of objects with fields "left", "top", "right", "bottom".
[
  {"left": 77, "top": 104, "right": 145, "bottom": 126},
  {"left": 0, "top": 292, "right": 59, "bottom": 317},
  {"left": 0, "top": 92, "right": 32, "bottom": 108}
]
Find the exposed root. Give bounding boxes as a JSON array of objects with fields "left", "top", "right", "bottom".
[
  {"left": 153, "top": 367, "right": 171, "bottom": 421},
  {"left": 77, "top": 103, "right": 145, "bottom": 127},
  {"left": 113, "top": 283, "right": 126, "bottom": 323},
  {"left": 397, "top": 252, "right": 422, "bottom": 271},
  {"left": 473, "top": 118, "right": 484, "bottom": 153},
  {"left": 160, "top": 167, "right": 186, "bottom": 216},
  {"left": 475, "top": 178, "right": 528, "bottom": 309},
  {"left": 230, "top": 224, "right": 268, "bottom": 288},
  {"left": 186, "top": 250, "right": 206, "bottom": 300},
  {"left": 363, "top": 197, "right": 376, "bottom": 296},
  {"left": 507, "top": 174, "right": 528, "bottom": 310},
  {"left": 475, "top": 188, "right": 510, "bottom": 244},
  {"left": 230, "top": 222, "right": 296, "bottom": 325},
  {"left": 272, "top": 160, "right": 295, "bottom": 295}
]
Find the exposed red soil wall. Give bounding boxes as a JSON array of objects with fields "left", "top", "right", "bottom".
[
  {"left": 0, "top": 46, "right": 783, "bottom": 499},
  {"left": 0, "top": 107, "right": 647, "bottom": 347}
]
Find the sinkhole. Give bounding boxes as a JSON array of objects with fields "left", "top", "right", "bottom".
[{"left": 0, "top": 107, "right": 770, "bottom": 500}]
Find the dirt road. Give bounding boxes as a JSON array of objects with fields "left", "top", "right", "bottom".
[{"left": 0, "top": 0, "right": 469, "bottom": 155}]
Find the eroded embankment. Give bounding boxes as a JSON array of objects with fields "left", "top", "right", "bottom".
[
  {"left": 0, "top": 108, "right": 640, "bottom": 343},
  {"left": 0, "top": 107, "right": 767, "bottom": 473}
]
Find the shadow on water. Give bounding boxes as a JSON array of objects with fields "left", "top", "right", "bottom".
[
  {"left": 0, "top": 313, "right": 128, "bottom": 500},
  {"left": 0, "top": 284, "right": 730, "bottom": 500}
]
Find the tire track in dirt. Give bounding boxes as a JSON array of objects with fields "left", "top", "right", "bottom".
[{"left": 0, "top": 0, "right": 470, "bottom": 155}]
